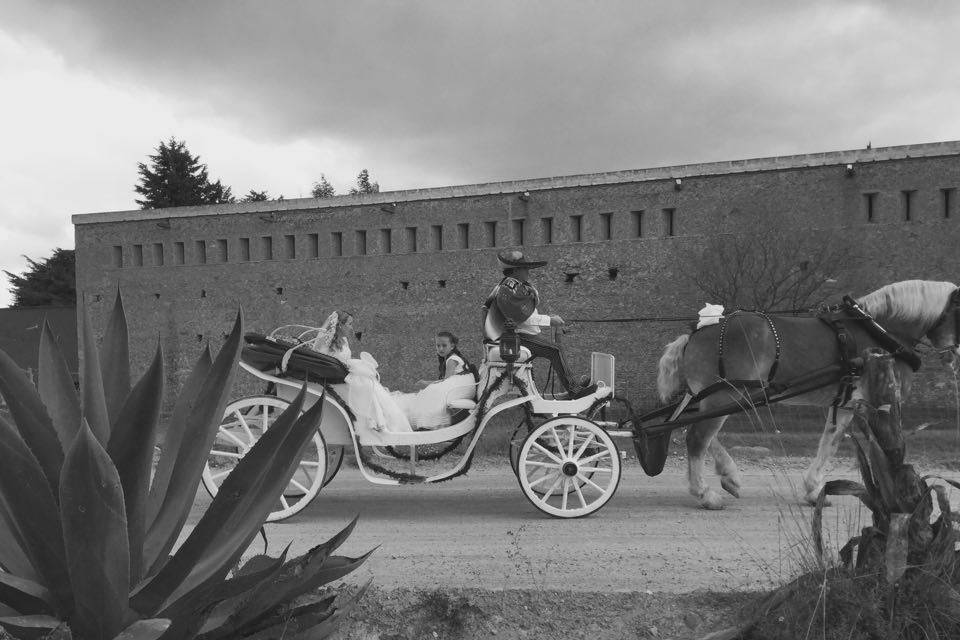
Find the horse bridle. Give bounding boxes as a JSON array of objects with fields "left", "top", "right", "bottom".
[{"left": 923, "top": 287, "right": 960, "bottom": 353}]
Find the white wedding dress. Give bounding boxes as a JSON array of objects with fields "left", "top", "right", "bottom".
[
  {"left": 322, "top": 342, "right": 413, "bottom": 434},
  {"left": 391, "top": 373, "right": 478, "bottom": 429}
]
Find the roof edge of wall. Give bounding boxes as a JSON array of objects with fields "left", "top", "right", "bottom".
[{"left": 72, "top": 140, "right": 960, "bottom": 225}]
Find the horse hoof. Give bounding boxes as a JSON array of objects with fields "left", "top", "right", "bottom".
[
  {"left": 700, "top": 489, "right": 725, "bottom": 510},
  {"left": 721, "top": 476, "right": 741, "bottom": 498}
]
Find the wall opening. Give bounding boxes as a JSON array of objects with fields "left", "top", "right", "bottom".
[
  {"left": 240, "top": 237, "right": 251, "bottom": 261},
  {"left": 864, "top": 192, "right": 877, "bottom": 222},
  {"left": 284, "top": 234, "right": 296, "bottom": 259},
  {"left": 331, "top": 232, "right": 343, "bottom": 257},
  {"left": 512, "top": 219, "right": 525, "bottom": 245},
  {"left": 457, "top": 223, "right": 469, "bottom": 249},
  {"left": 570, "top": 215, "right": 583, "bottom": 242},
  {"left": 541, "top": 217, "right": 553, "bottom": 244},
  {"left": 431, "top": 225, "right": 443, "bottom": 251},
  {"left": 438, "top": 279, "right": 446, "bottom": 288},
  {"left": 200, "top": 289, "right": 206, "bottom": 298},
  {"left": 600, "top": 212, "right": 613, "bottom": 240},
  {"left": 174, "top": 242, "right": 185, "bottom": 265},
  {"left": 564, "top": 272, "right": 578, "bottom": 284},
  {"left": 902, "top": 190, "right": 915, "bottom": 221},
  {"left": 942, "top": 188, "right": 955, "bottom": 219},
  {"left": 608, "top": 267, "right": 619, "bottom": 280},
  {"left": 356, "top": 230, "right": 367, "bottom": 255},
  {"left": 195, "top": 240, "right": 206, "bottom": 265},
  {"left": 152, "top": 243, "right": 164, "bottom": 266},
  {"left": 261, "top": 236, "right": 273, "bottom": 260},
  {"left": 663, "top": 208, "right": 675, "bottom": 236},
  {"left": 133, "top": 244, "right": 144, "bottom": 267},
  {"left": 381, "top": 228, "right": 392, "bottom": 254},
  {"left": 307, "top": 233, "right": 319, "bottom": 258},
  {"left": 400, "top": 281, "right": 409, "bottom": 290},
  {"left": 484, "top": 221, "right": 497, "bottom": 247},
  {"left": 112, "top": 246, "right": 123, "bottom": 268},
  {"left": 216, "top": 239, "right": 228, "bottom": 262},
  {"left": 275, "top": 287, "right": 283, "bottom": 295},
  {"left": 631, "top": 210, "right": 644, "bottom": 237},
  {"left": 406, "top": 227, "right": 418, "bottom": 252}
]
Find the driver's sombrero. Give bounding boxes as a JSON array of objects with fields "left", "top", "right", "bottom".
[{"left": 497, "top": 248, "right": 547, "bottom": 269}]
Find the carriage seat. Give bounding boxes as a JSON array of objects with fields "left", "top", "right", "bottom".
[{"left": 483, "top": 342, "right": 532, "bottom": 364}]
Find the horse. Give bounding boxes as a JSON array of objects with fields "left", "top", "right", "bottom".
[{"left": 656, "top": 279, "right": 960, "bottom": 509}]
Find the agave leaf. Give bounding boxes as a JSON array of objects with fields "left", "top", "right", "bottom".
[
  {"left": 142, "top": 313, "right": 243, "bottom": 573},
  {"left": 823, "top": 478, "right": 879, "bottom": 513},
  {"left": 0, "top": 572, "right": 54, "bottom": 615},
  {"left": 145, "top": 346, "right": 211, "bottom": 528},
  {"left": 79, "top": 302, "right": 111, "bottom": 445},
  {"left": 922, "top": 474, "right": 960, "bottom": 492},
  {"left": 107, "top": 341, "right": 164, "bottom": 586},
  {"left": 0, "top": 614, "right": 62, "bottom": 639},
  {"left": 850, "top": 438, "right": 883, "bottom": 524},
  {"left": 0, "top": 348, "right": 63, "bottom": 496},
  {"left": 864, "top": 438, "right": 901, "bottom": 512},
  {"left": 101, "top": 290, "right": 131, "bottom": 426},
  {"left": 157, "top": 547, "right": 289, "bottom": 624},
  {"left": 214, "top": 518, "right": 359, "bottom": 632},
  {"left": 111, "top": 619, "right": 171, "bottom": 640},
  {"left": 235, "top": 594, "right": 337, "bottom": 640},
  {"left": 285, "top": 581, "right": 371, "bottom": 640},
  {"left": 811, "top": 489, "right": 826, "bottom": 564},
  {"left": 0, "top": 496, "right": 38, "bottom": 580},
  {"left": 133, "top": 385, "right": 319, "bottom": 614},
  {"left": 38, "top": 321, "right": 81, "bottom": 450},
  {"left": 0, "top": 415, "right": 70, "bottom": 611},
  {"left": 60, "top": 422, "right": 130, "bottom": 640}
]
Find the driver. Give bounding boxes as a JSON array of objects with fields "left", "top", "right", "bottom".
[{"left": 482, "top": 248, "right": 597, "bottom": 399}]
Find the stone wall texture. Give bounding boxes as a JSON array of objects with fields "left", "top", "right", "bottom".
[{"left": 74, "top": 141, "right": 960, "bottom": 431}]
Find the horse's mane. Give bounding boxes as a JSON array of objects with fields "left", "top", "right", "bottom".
[{"left": 855, "top": 280, "right": 956, "bottom": 333}]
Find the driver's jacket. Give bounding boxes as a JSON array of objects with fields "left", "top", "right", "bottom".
[{"left": 482, "top": 277, "right": 552, "bottom": 341}]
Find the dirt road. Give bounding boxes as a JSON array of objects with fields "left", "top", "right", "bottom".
[{"left": 190, "top": 459, "right": 886, "bottom": 593}]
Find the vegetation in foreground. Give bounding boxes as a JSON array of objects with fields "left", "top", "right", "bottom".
[
  {"left": 723, "top": 352, "right": 960, "bottom": 640},
  {"left": 0, "top": 293, "right": 369, "bottom": 639}
]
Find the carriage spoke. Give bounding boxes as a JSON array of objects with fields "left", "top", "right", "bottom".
[
  {"left": 549, "top": 427, "right": 564, "bottom": 453},
  {"left": 538, "top": 475, "right": 564, "bottom": 503},
  {"left": 574, "top": 433, "right": 596, "bottom": 460},
  {"left": 567, "top": 426, "right": 577, "bottom": 458},
  {"left": 209, "top": 448, "right": 244, "bottom": 459},
  {"left": 218, "top": 428, "right": 248, "bottom": 449},
  {"left": 577, "top": 473, "right": 605, "bottom": 493},
  {"left": 531, "top": 442, "right": 563, "bottom": 464},
  {"left": 579, "top": 449, "right": 612, "bottom": 465},
  {"left": 561, "top": 479, "right": 569, "bottom": 510},
  {"left": 211, "top": 470, "right": 231, "bottom": 481},
  {"left": 288, "top": 479, "right": 310, "bottom": 494},
  {"left": 280, "top": 495, "right": 290, "bottom": 510},
  {"left": 301, "top": 460, "right": 321, "bottom": 467},
  {"left": 573, "top": 480, "right": 588, "bottom": 508},
  {"left": 577, "top": 466, "right": 613, "bottom": 473},
  {"left": 261, "top": 405, "right": 270, "bottom": 431},
  {"left": 234, "top": 409, "right": 255, "bottom": 442},
  {"left": 527, "top": 473, "right": 557, "bottom": 489},
  {"left": 525, "top": 460, "right": 560, "bottom": 469}
]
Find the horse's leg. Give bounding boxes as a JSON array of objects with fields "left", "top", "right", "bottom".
[
  {"left": 709, "top": 436, "right": 742, "bottom": 498},
  {"left": 686, "top": 416, "right": 729, "bottom": 510},
  {"left": 801, "top": 407, "right": 857, "bottom": 505}
]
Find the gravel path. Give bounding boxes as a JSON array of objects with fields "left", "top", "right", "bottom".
[{"left": 189, "top": 458, "right": 905, "bottom": 593}]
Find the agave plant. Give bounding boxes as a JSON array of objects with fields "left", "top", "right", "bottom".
[{"left": 0, "top": 293, "right": 371, "bottom": 639}]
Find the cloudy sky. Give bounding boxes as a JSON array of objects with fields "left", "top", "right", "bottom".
[{"left": 1, "top": 0, "right": 959, "bottom": 306}]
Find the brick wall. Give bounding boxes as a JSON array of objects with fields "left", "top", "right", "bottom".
[{"left": 73, "top": 142, "right": 960, "bottom": 427}]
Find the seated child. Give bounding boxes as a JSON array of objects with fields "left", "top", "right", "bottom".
[{"left": 396, "top": 331, "right": 478, "bottom": 429}]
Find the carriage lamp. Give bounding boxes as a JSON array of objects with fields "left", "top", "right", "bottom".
[
  {"left": 519, "top": 191, "right": 531, "bottom": 202},
  {"left": 845, "top": 163, "right": 855, "bottom": 177},
  {"left": 380, "top": 203, "right": 397, "bottom": 214},
  {"left": 674, "top": 178, "right": 682, "bottom": 191},
  {"left": 499, "top": 320, "right": 521, "bottom": 365}
]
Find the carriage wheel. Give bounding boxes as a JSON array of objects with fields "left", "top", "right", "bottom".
[
  {"left": 510, "top": 421, "right": 600, "bottom": 496},
  {"left": 516, "top": 417, "right": 621, "bottom": 518},
  {"left": 202, "top": 395, "right": 327, "bottom": 522}
]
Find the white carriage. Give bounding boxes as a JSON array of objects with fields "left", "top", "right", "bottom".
[{"left": 203, "top": 335, "right": 624, "bottom": 520}]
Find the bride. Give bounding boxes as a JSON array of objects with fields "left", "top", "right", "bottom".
[{"left": 312, "top": 311, "right": 413, "bottom": 433}]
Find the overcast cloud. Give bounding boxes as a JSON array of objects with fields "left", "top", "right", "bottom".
[{"left": 1, "top": 0, "right": 959, "bottom": 306}]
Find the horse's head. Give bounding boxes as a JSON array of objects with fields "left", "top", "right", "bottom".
[{"left": 923, "top": 286, "right": 960, "bottom": 364}]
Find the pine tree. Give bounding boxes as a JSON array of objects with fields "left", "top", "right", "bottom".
[
  {"left": 4, "top": 248, "right": 76, "bottom": 307},
  {"left": 311, "top": 175, "right": 336, "bottom": 198},
  {"left": 134, "top": 137, "right": 235, "bottom": 209},
  {"left": 241, "top": 190, "right": 270, "bottom": 202},
  {"left": 348, "top": 169, "right": 380, "bottom": 195}
]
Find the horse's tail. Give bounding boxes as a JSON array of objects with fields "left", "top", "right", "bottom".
[{"left": 657, "top": 333, "right": 690, "bottom": 403}]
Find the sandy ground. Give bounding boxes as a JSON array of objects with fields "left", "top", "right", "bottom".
[{"left": 188, "top": 456, "right": 923, "bottom": 594}]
